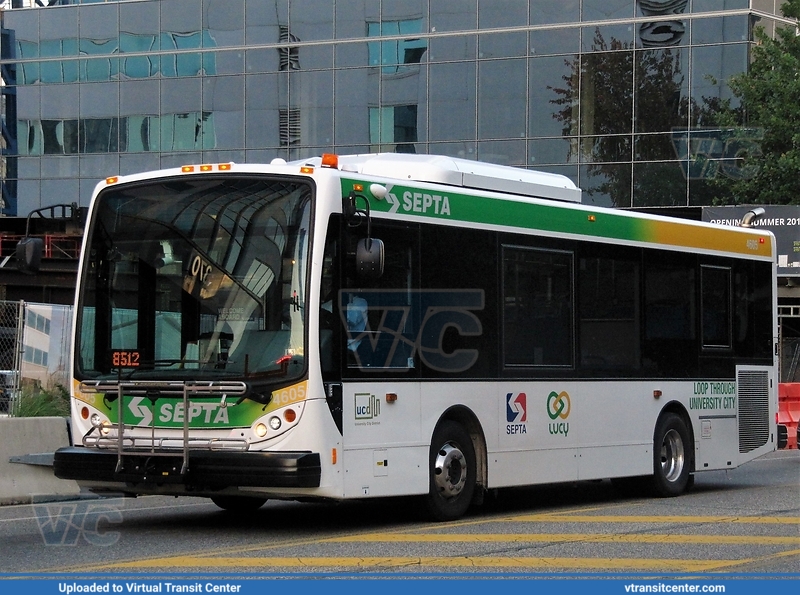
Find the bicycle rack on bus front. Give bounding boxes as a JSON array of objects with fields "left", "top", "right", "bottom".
[{"left": 79, "top": 379, "right": 248, "bottom": 479}]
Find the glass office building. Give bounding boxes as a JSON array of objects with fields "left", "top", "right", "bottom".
[{"left": 0, "top": 0, "right": 793, "bottom": 216}]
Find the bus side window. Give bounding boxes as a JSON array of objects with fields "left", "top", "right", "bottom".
[
  {"left": 577, "top": 251, "right": 641, "bottom": 371},
  {"left": 643, "top": 253, "right": 696, "bottom": 376},
  {"left": 502, "top": 245, "right": 573, "bottom": 368}
]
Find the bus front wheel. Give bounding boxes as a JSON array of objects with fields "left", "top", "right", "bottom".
[
  {"left": 651, "top": 413, "right": 691, "bottom": 497},
  {"left": 425, "top": 420, "right": 476, "bottom": 521},
  {"left": 210, "top": 496, "right": 268, "bottom": 512}
]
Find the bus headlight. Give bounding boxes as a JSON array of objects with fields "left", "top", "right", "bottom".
[
  {"left": 268, "top": 416, "right": 282, "bottom": 431},
  {"left": 91, "top": 414, "right": 112, "bottom": 435},
  {"left": 254, "top": 423, "right": 268, "bottom": 438}
]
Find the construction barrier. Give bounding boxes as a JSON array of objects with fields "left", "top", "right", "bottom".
[
  {"left": 778, "top": 383, "right": 800, "bottom": 450},
  {"left": 0, "top": 416, "right": 80, "bottom": 505}
]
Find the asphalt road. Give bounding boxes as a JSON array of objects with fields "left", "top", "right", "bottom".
[{"left": 1, "top": 449, "right": 797, "bottom": 578}]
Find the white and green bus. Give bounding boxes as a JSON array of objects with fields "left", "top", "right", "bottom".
[{"left": 50, "top": 153, "right": 778, "bottom": 521}]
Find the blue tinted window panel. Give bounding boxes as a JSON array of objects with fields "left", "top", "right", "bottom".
[
  {"left": 529, "top": 137, "right": 578, "bottom": 166},
  {"left": 244, "top": 48, "right": 280, "bottom": 74},
  {"left": 429, "top": 34, "right": 477, "bottom": 61},
  {"left": 691, "top": 15, "right": 749, "bottom": 45},
  {"left": 529, "top": 55, "right": 579, "bottom": 138},
  {"left": 479, "top": 32, "right": 527, "bottom": 60},
  {"left": 691, "top": 0, "right": 748, "bottom": 13},
  {"left": 289, "top": 0, "right": 334, "bottom": 42},
  {"left": 582, "top": 0, "right": 635, "bottom": 21},
  {"left": 478, "top": 58, "right": 526, "bottom": 139},
  {"left": 477, "top": 139, "right": 527, "bottom": 167},
  {"left": 478, "top": 0, "right": 528, "bottom": 28},
  {"left": 204, "top": 0, "right": 245, "bottom": 48},
  {"left": 633, "top": 161, "right": 689, "bottom": 207},
  {"left": 529, "top": 27, "right": 580, "bottom": 56},
  {"left": 531, "top": 0, "right": 580, "bottom": 25},
  {"left": 431, "top": 0, "right": 477, "bottom": 32},
  {"left": 580, "top": 162, "right": 632, "bottom": 208},
  {"left": 427, "top": 142, "right": 478, "bottom": 160},
  {"left": 634, "top": 48, "right": 689, "bottom": 133},
  {"left": 582, "top": 24, "right": 635, "bottom": 52},
  {"left": 203, "top": 76, "right": 244, "bottom": 150},
  {"left": 162, "top": 0, "right": 202, "bottom": 36},
  {"left": 429, "top": 62, "right": 477, "bottom": 142}
]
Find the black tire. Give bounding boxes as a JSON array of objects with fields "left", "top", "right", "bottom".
[
  {"left": 210, "top": 496, "right": 267, "bottom": 512},
  {"left": 425, "top": 420, "right": 476, "bottom": 521},
  {"left": 651, "top": 412, "right": 691, "bottom": 497}
]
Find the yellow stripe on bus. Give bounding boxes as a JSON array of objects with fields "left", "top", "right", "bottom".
[{"left": 645, "top": 218, "right": 773, "bottom": 258}]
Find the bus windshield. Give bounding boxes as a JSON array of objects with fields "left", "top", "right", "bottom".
[{"left": 75, "top": 175, "right": 312, "bottom": 384}]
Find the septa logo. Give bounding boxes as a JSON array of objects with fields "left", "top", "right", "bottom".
[{"left": 506, "top": 392, "right": 526, "bottom": 423}]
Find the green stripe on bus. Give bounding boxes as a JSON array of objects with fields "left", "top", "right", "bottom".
[{"left": 342, "top": 178, "right": 772, "bottom": 258}]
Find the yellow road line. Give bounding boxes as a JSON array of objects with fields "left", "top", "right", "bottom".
[
  {"left": 83, "top": 556, "right": 751, "bottom": 572},
  {"left": 325, "top": 533, "right": 800, "bottom": 545},
  {"left": 45, "top": 507, "right": 800, "bottom": 575},
  {"left": 506, "top": 514, "right": 800, "bottom": 524}
]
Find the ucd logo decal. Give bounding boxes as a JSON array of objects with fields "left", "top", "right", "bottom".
[
  {"left": 355, "top": 393, "right": 381, "bottom": 426},
  {"left": 506, "top": 392, "right": 527, "bottom": 435},
  {"left": 547, "top": 390, "right": 571, "bottom": 437}
]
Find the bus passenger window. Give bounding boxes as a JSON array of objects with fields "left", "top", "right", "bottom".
[
  {"left": 701, "top": 265, "right": 732, "bottom": 349},
  {"left": 502, "top": 246, "right": 573, "bottom": 368}
]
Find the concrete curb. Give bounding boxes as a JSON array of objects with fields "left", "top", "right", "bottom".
[{"left": 0, "top": 416, "right": 80, "bottom": 505}]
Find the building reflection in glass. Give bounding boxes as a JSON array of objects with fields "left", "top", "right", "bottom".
[{"left": 0, "top": 0, "right": 779, "bottom": 216}]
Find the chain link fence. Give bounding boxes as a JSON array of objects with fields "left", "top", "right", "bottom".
[
  {"left": 0, "top": 300, "right": 72, "bottom": 416},
  {"left": 0, "top": 301, "right": 23, "bottom": 415}
]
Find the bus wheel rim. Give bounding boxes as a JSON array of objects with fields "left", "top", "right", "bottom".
[
  {"left": 433, "top": 442, "right": 467, "bottom": 497},
  {"left": 661, "top": 428, "right": 685, "bottom": 482}
]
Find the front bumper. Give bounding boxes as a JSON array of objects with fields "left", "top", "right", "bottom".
[{"left": 53, "top": 447, "right": 321, "bottom": 489}]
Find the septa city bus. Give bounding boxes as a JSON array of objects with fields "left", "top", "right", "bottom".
[{"left": 39, "top": 153, "right": 778, "bottom": 521}]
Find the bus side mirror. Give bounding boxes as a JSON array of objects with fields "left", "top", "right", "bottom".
[
  {"left": 356, "top": 237, "right": 384, "bottom": 279},
  {"left": 16, "top": 237, "right": 43, "bottom": 275}
]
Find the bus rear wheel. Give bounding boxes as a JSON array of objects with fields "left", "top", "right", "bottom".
[
  {"left": 425, "top": 420, "right": 476, "bottom": 522},
  {"left": 210, "top": 496, "right": 267, "bottom": 512},
  {"left": 651, "top": 413, "right": 691, "bottom": 497}
]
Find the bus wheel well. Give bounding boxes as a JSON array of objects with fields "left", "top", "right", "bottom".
[
  {"left": 656, "top": 401, "right": 696, "bottom": 474},
  {"left": 436, "top": 406, "right": 487, "bottom": 493}
]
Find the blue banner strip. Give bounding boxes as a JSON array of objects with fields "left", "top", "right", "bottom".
[{"left": 0, "top": 577, "right": 798, "bottom": 595}]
